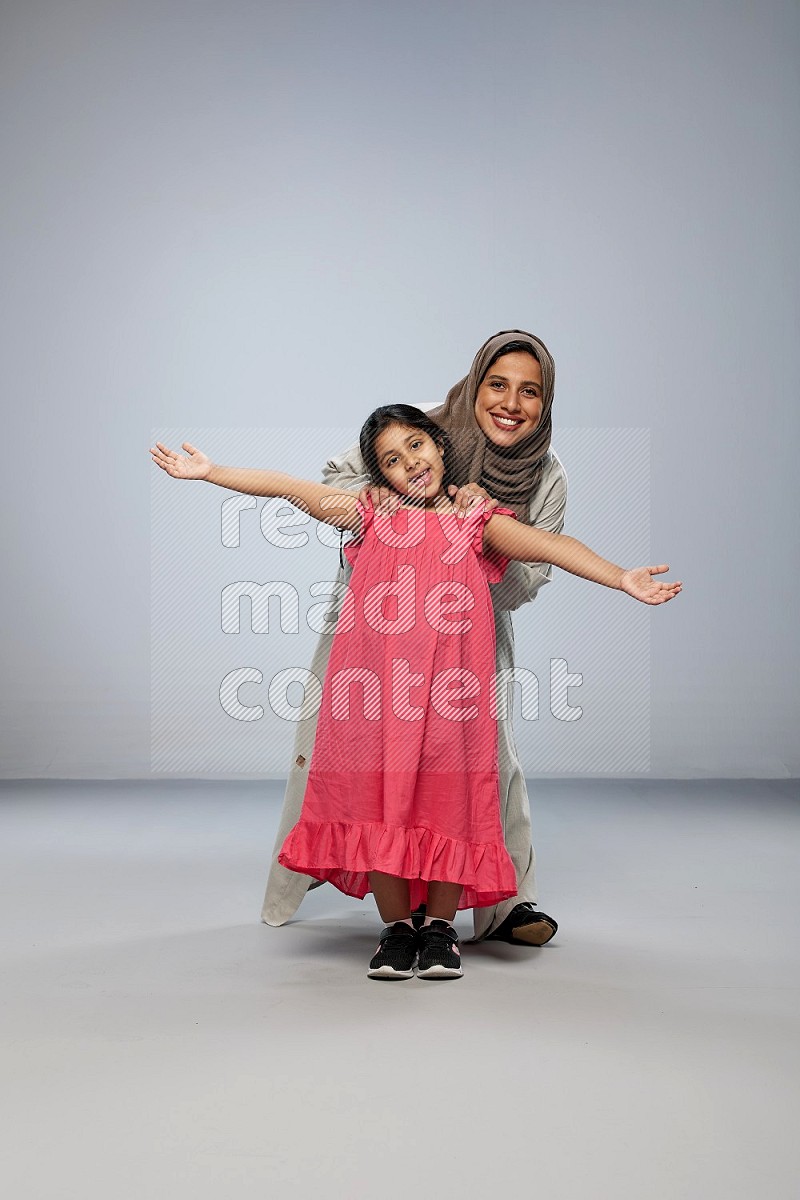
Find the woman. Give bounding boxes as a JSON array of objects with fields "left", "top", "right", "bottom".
[{"left": 260, "top": 329, "right": 567, "bottom": 947}]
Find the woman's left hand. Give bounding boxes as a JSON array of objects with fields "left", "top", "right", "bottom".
[
  {"left": 447, "top": 482, "right": 498, "bottom": 519},
  {"left": 620, "top": 565, "right": 683, "bottom": 605}
]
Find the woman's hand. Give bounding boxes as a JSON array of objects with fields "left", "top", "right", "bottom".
[
  {"left": 358, "top": 484, "right": 402, "bottom": 515},
  {"left": 447, "top": 482, "right": 499, "bottom": 519},
  {"left": 619, "top": 565, "right": 683, "bottom": 605},
  {"left": 150, "top": 441, "right": 213, "bottom": 481}
]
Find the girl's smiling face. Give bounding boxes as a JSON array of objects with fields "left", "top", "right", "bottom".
[
  {"left": 474, "top": 350, "right": 543, "bottom": 445},
  {"left": 373, "top": 423, "right": 446, "bottom": 503}
]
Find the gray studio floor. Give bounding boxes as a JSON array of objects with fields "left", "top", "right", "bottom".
[{"left": 1, "top": 778, "right": 798, "bottom": 1199}]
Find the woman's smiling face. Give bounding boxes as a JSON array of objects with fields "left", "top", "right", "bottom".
[
  {"left": 474, "top": 350, "right": 543, "bottom": 446},
  {"left": 373, "top": 423, "right": 446, "bottom": 501}
]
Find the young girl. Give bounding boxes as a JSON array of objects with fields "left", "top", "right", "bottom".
[{"left": 150, "top": 405, "right": 681, "bottom": 982}]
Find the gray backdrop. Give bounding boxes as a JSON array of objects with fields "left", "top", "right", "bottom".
[{"left": 2, "top": 0, "right": 798, "bottom": 779}]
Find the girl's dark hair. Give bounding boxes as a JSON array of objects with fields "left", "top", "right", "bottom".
[
  {"left": 478, "top": 339, "right": 542, "bottom": 387},
  {"left": 359, "top": 404, "right": 457, "bottom": 494}
]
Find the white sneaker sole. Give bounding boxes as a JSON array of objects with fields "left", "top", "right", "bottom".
[
  {"left": 416, "top": 964, "right": 463, "bottom": 979},
  {"left": 367, "top": 963, "right": 416, "bottom": 980}
]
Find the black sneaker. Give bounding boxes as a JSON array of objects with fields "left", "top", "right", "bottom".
[
  {"left": 416, "top": 919, "right": 463, "bottom": 980},
  {"left": 367, "top": 922, "right": 418, "bottom": 980}
]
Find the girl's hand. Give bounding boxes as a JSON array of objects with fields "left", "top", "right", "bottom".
[
  {"left": 150, "top": 441, "right": 213, "bottom": 481},
  {"left": 619, "top": 565, "right": 683, "bottom": 605},
  {"left": 447, "top": 482, "right": 499, "bottom": 519},
  {"left": 358, "top": 484, "right": 402, "bottom": 516}
]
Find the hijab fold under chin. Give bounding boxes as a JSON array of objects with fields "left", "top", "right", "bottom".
[{"left": 427, "top": 329, "right": 555, "bottom": 525}]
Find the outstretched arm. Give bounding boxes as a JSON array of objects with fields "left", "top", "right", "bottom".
[
  {"left": 483, "top": 511, "right": 682, "bottom": 605},
  {"left": 150, "top": 441, "right": 362, "bottom": 531},
  {"left": 209, "top": 465, "right": 362, "bottom": 530}
]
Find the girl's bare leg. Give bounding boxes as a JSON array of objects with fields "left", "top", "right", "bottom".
[
  {"left": 369, "top": 872, "right": 411, "bottom": 923},
  {"left": 369, "top": 875, "right": 462, "bottom": 924},
  {"left": 426, "top": 881, "right": 462, "bottom": 923}
]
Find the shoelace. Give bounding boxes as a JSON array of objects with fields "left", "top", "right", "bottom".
[{"left": 419, "top": 927, "right": 457, "bottom": 952}]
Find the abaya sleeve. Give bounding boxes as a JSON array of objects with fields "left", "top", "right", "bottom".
[
  {"left": 488, "top": 449, "right": 568, "bottom": 613},
  {"left": 321, "top": 441, "right": 370, "bottom": 492}
]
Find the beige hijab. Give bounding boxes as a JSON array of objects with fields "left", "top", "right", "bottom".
[{"left": 428, "top": 329, "right": 555, "bottom": 524}]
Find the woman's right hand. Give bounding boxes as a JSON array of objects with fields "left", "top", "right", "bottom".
[
  {"left": 150, "top": 441, "right": 213, "bottom": 481},
  {"left": 358, "top": 484, "right": 402, "bottom": 515}
]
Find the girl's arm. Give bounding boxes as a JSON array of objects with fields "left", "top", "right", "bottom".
[
  {"left": 483, "top": 511, "right": 682, "bottom": 605},
  {"left": 150, "top": 441, "right": 362, "bottom": 531},
  {"left": 209, "top": 465, "right": 362, "bottom": 530}
]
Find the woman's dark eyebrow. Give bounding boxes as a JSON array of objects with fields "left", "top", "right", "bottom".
[{"left": 487, "top": 373, "right": 541, "bottom": 388}]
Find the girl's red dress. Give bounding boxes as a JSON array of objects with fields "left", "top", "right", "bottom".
[{"left": 278, "top": 498, "right": 519, "bottom": 911}]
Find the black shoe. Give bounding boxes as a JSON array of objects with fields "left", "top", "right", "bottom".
[
  {"left": 487, "top": 902, "right": 558, "bottom": 946},
  {"left": 411, "top": 904, "right": 427, "bottom": 931},
  {"left": 417, "top": 919, "right": 463, "bottom": 979},
  {"left": 367, "top": 922, "right": 418, "bottom": 980}
]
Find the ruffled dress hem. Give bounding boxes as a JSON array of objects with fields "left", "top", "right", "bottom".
[{"left": 278, "top": 819, "right": 518, "bottom": 911}]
